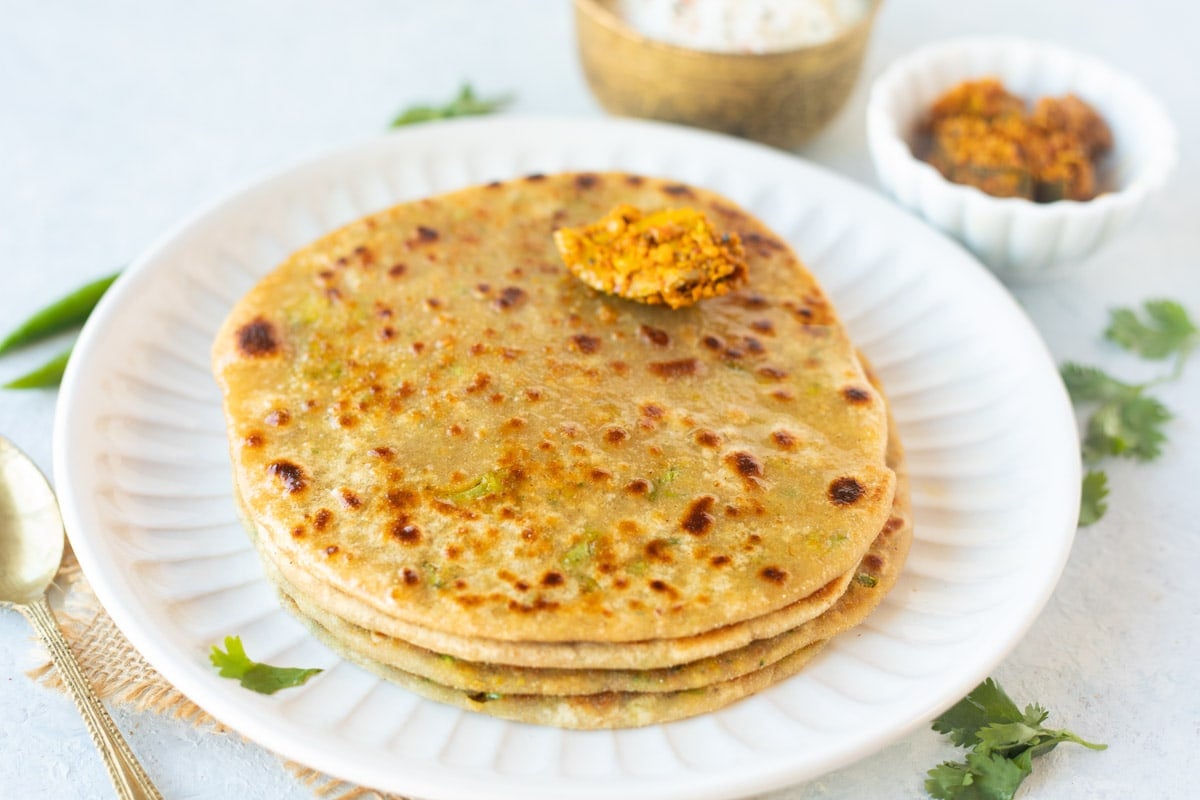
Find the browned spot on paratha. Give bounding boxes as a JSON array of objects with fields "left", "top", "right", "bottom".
[
  {"left": 236, "top": 317, "right": 279, "bottom": 357},
  {"left": 828, "top": 477, "right": 865, "bottom": 506}
]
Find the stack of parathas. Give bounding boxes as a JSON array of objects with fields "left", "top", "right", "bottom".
[{"left": 212, "top": 172, "right": 911, "bottom": 729}]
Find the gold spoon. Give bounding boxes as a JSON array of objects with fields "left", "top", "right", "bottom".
[{"left": 0, "top": 435, "right": 162, "bottom": 800}]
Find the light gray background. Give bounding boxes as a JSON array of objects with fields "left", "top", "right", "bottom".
[{"left": 1, "top": 1, "right": 1196, "bottom": 798}]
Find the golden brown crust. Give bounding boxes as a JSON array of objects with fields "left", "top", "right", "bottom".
[
  {"left": 266, "top": 479, "right": 906, "bottom": 695},
  {"left": 254, "top": 377, "right": 911, "bottom": 728},
  {"left": 244, "top": 494, "right": 856, "bottom": 669},
  {"left": 214, "top": 172, "right": 896, "bottom": 644},
  {"left": 294, "top": 602, "right": 830, "bottom": 730}
]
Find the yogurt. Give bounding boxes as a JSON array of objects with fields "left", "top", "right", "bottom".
[{"left": 615, "top": 0, "right": 871, "bottom": 54}]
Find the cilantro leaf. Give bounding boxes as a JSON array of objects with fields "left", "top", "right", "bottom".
[
  {"left": 964, "top": 753, "right": 1032, "bottom": 800},
  {"left": 925, "top": 760, "right": 974, "bottom": 799},
  {"left": 1020, "top": 703, "right": 1050, "bottom": 728},
  {"left": 210, "top": 636, "right": 322, "bottom": 695},
  {"left": 391, "top": 84, "right": 512, "bottom": 128},
  {"left": 932, "top": 678, "right": 1023, "bottom": 748},
  {"left": 1105, "top": 300, "right": 1198, "bottom": 360},
  {"left": 927, "top": 679, "right": 1105, "bottom": 800},
  {"left": 975, "top": 721, "right": 1051, "bottom": 757},
  {"left": 1062, "top": 362, "right": 1172, "bottom": 463},
  {"left": 1060, "top": 363, "right": 1137, "bottom": 405},
  {"left": 210, "top": 635, "right": 252, "bottom": 679},
  {"left": 961, "top": 749, "right": 1033, "bottom": 800},
  {"left": 238, "top": 663, "right": 325, "bottom": 695},
  {"left": 1118, "top": 395, "right": 1172, "bottom": 460},
  {"left": 925, "top": 751, "right": 1032, "bottom": 800},
  {"left": 1078, "top": 470, "right": 1109, "bottom": 526},
  {"left": 1082, "top": 394, "right": 1171, "bottom": 462}
]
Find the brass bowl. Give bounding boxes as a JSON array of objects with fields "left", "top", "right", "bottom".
[{"left": 574, "top": 0, "right": 882, "bottom": 149}]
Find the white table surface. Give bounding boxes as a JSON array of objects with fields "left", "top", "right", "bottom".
[{"left": 1, "top": 1, "right": 1196, "bottom": 798}]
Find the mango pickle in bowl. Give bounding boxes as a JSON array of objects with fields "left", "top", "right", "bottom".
[{"left": 867, "top": 37, "right": 1177, "bottom": 281}]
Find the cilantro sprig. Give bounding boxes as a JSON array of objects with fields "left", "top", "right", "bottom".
[
  {"left": 390, "top": 84, "right": 512, "bottom": 128},
  {"left": 210, "top": 636, "right": 322, "bottom": 695},
  {"left": 926, "top": 678, "right": 1105, "bottom": 800},
  {"left": 1104, "top": 299, "right": 1197, "bottom": 365},
  {"left": 1062, "top": 299, "right": 1197, "bottom": 526},
  {"left": 1061, "top": 363, "right": 1172, "bottom": 463}
]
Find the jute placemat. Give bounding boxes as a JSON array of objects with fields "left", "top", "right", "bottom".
[{"left": 28, "top": 551, "right": 408, "bottom": 800}]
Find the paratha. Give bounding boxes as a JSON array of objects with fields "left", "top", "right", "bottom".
[
  {"left": 246, "top": 503, "right": 856, "bottom": 669},
  {"left": 262, "top": 413, "right": 909, "bottom": 698},
  {"left": 294, "top": 600, "right": 830, "bottom": 729},
  {"left": 213, "top": 172, "right": 896, "bottom": 647}
]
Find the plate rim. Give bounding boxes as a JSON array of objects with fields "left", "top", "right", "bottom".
[{"left": 52, "top": 114, "right": 1081, "bottom": 800}]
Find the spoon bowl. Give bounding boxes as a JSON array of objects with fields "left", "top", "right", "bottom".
[
  {"left": 0, "top": 437, "right": 65, "bottom": 603},
  {"left": 0, "top": 435, "right": 162, "bottom": 800}
]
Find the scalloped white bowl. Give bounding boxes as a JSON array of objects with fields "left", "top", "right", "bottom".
[{"left": 867, "top": 37, "right": 1177, "bottom": 281}]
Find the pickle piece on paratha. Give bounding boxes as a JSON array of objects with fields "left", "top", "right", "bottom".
[
  {"left": 214, "top": 172, "right": 895, "bottom": 645},
  {"left": 553, "top": 204, "right": 748, "bottom": 308}
]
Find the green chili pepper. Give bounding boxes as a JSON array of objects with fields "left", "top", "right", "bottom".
[
  {"left": 4, "top": 346, "right": 73, "bottom": 389},
  {"left": 0, "top": 271, "right": 120, "bottom": 355}
]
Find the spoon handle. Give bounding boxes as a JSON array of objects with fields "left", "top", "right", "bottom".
[{"left": 21, "top": 596, "right": 163, "bottom": 800}]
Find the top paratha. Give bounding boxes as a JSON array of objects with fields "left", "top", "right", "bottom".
[{"left": 213, "top": 172, "right": 895, "bottom": 643}]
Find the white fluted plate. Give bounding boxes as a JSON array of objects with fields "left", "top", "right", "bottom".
[{"left": 54, "top": 117, "right": 1080, "bottom": 800}]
